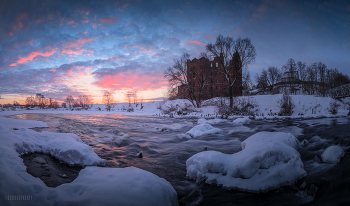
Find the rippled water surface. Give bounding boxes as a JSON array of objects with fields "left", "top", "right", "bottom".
[{"left": 8, "top": 114, "right": 350, "bottom": 206}]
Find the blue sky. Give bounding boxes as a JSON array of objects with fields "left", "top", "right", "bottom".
[{"left": 1, "top": 0, "right": 349, "bottom": 104}]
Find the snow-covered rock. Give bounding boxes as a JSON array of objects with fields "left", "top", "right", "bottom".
[
  {"left": 56, "top": 167, "right": 178, "bottom": 206},
  {"left": 241, "top": 131, "right": 300, "bottom": 150},
  {"left": 4, "top": 127, "right": 104, "bottom": 166},
  {"left": 232, "top": 117, "right": 251, "bottom": 125},
  {"left": 186, "top": 123, "right": 222, "bottom": 138},
  {"left": 186, "top": 132, "right": 306, "bottom": 193},
  {"left": 321, "top": 145, "right": 344, "bottom": 164}
]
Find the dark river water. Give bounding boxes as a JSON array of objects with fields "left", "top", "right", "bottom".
[{"left": 8, "top": 114, "right": 350, "bottom": 206}]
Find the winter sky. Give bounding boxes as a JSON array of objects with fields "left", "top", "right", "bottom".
[{"left": 1, "top": 0, "right": 349, "bottom": 104}]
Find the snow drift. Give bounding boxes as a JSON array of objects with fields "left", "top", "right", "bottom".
[{"left": 186, "top": 132, "right": 306, "bottom": 193}]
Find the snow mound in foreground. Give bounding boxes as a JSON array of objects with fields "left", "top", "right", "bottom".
[
  {"left": 56, "top": 167, "right": 178, "bottom": 206},
  {"left": 186, "top": 132, "right": 306, "bottom": 193},
  {"left": 232, "top": 117, "right": 251, "bottom": 125},
  {"left": 321, "top": 145, "right": 344, "bottom": 164},
  {"left": 186, "top": 123, "right": 222, "bottom": 138}
]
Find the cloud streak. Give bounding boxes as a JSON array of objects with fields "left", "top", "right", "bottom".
[{"left": 10, "top": 46, "right": 58, "bottom": 66}]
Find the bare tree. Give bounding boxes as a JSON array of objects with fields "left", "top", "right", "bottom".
[
  {"left": 267, "top": 66, "right": 281, "bottom": 89},
  {"left": 255, "top": 69, "right": 269, "bottom": 91},
  {"left": 317, "top": 62, "right": 327, "bottom": 96},
  {"left": 242, "top": 67, "right": 252, "bottom": 90},
  {"left": 77, "top": 95, "right": 92, "bottom": 109},
  {"left": 25, "top": 96, "right": 36, "bottom": 107},
  {"left": 65, "top": 95, "right": 74, "bottom": 109},
  {"left": 306, "top": 64, "right": 316, "bottom": 94},
  {"left": 166, "top": 87, "right": 178, "bottom": 100},
  {"left": 297, "top": 61, "right": 307, "bottom": 93},
  {"left": 13, "top": 100, "right": 20, "bottom": 107},
  {"left": 35, "top": 93, "right": 47, "bottom": 108},
  {"left": 206, "top": 35, "right": 256, "bottom": 108},
  {"left": 139, "top": 94, "right": 144, "bottom": 109},
  {"left": 103, "top": 91, "right": 114, "bottom": 111},
  {"left": 164, "top": 53, "right": 210, "bottom": 108},
  {"left": 282, "top": 59, "right": 298, "bottom": 74},
  {"left": 125, "top": 91, "right": 134, "bottom": 107}
]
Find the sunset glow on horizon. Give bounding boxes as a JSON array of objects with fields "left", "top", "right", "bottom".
[{"left": 1, "top": 0, "right": 349, "bottom": 105}]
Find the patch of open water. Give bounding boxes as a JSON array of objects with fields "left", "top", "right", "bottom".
[{"left": 8, "top": 114, "right": 350, "bottom": 205}]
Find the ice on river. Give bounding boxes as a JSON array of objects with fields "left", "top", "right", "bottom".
[
  {"left": 321, "top": 145, "right": 344, "bottom": 164},
  {"left": 0, "top": 117, "right": 178, "bottom": 206},
  {"left": 186, "top": 132, "right": 306, "bottom": 193}
]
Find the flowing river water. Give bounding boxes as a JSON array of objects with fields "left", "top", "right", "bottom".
[{"left": 8, "top": 113, "right": 350, "bottom": 206}]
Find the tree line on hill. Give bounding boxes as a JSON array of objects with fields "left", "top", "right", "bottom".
[
  {"left": 255, "top": 58, "right": 350, "bottom": 96},
  {"left": 2, "top": 90, "right": 144, "bottom": 112},
  {"left": 23, "top": 93, "right": 92, "bottom": 109}
]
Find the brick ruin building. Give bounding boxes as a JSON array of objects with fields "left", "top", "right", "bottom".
[{"left": 178, "top": 53, "right": 242, "bottom": 100}]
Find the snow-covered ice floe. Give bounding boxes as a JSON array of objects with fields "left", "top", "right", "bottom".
[
  {"left": 0, "top": 117, "right": 178, "bottom": 206},
  {"left": 321, "top": 145, "right": 344, "bottom": 164},
  {"left": 186, "top": 132, "right": 306, "bottom": 193},
  {"left": 186, "top": 123, "right": 222, "bottom": 138}
]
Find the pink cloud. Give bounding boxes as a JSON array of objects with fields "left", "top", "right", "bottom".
[
  {"left": 119, "top": 3, "right": 129, "bottom": 11},
  {"left": 9, "top": 13, "right": 28, "bottom": 35},
  {"left": 125, "top": 44, "right": 157, "bottom": 55},
  {"left": 206, "top": 34, "right": 215, "bottom": 41},
  {"left": 100, "top": 17, "right": 121, "bottom": 23},
  {"left": 10, "top": 46, "right": 58, "bottom": 66},
  {"left": 93, "top": 72, "right": 167, "bottom": 92},
  {"left": 248, "top": 3, "right": 269, "bottom": 24},
  {"left": 61, "top": 37, "right": 97, "bottom": 55},
  {"left": 186, "top": 40, "right": 206, "bottom": 46}
]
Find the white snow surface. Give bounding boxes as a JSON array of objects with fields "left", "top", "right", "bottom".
[
  {"left": 321, "top": 145, "right": 344, "bottom": 164},
  {"left": 186, "top": 132, "right": 306, "bottom": 193},
  {"left": 186, "top": 123, "right": 222, "bottom": 138},
  {"left": 0, "top": 117, "right": 178, "bottom": 206}
]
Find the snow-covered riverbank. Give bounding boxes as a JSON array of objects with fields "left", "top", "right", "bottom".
[{"left": 1, "top": 95, "right": 349, "bottom": 119}]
